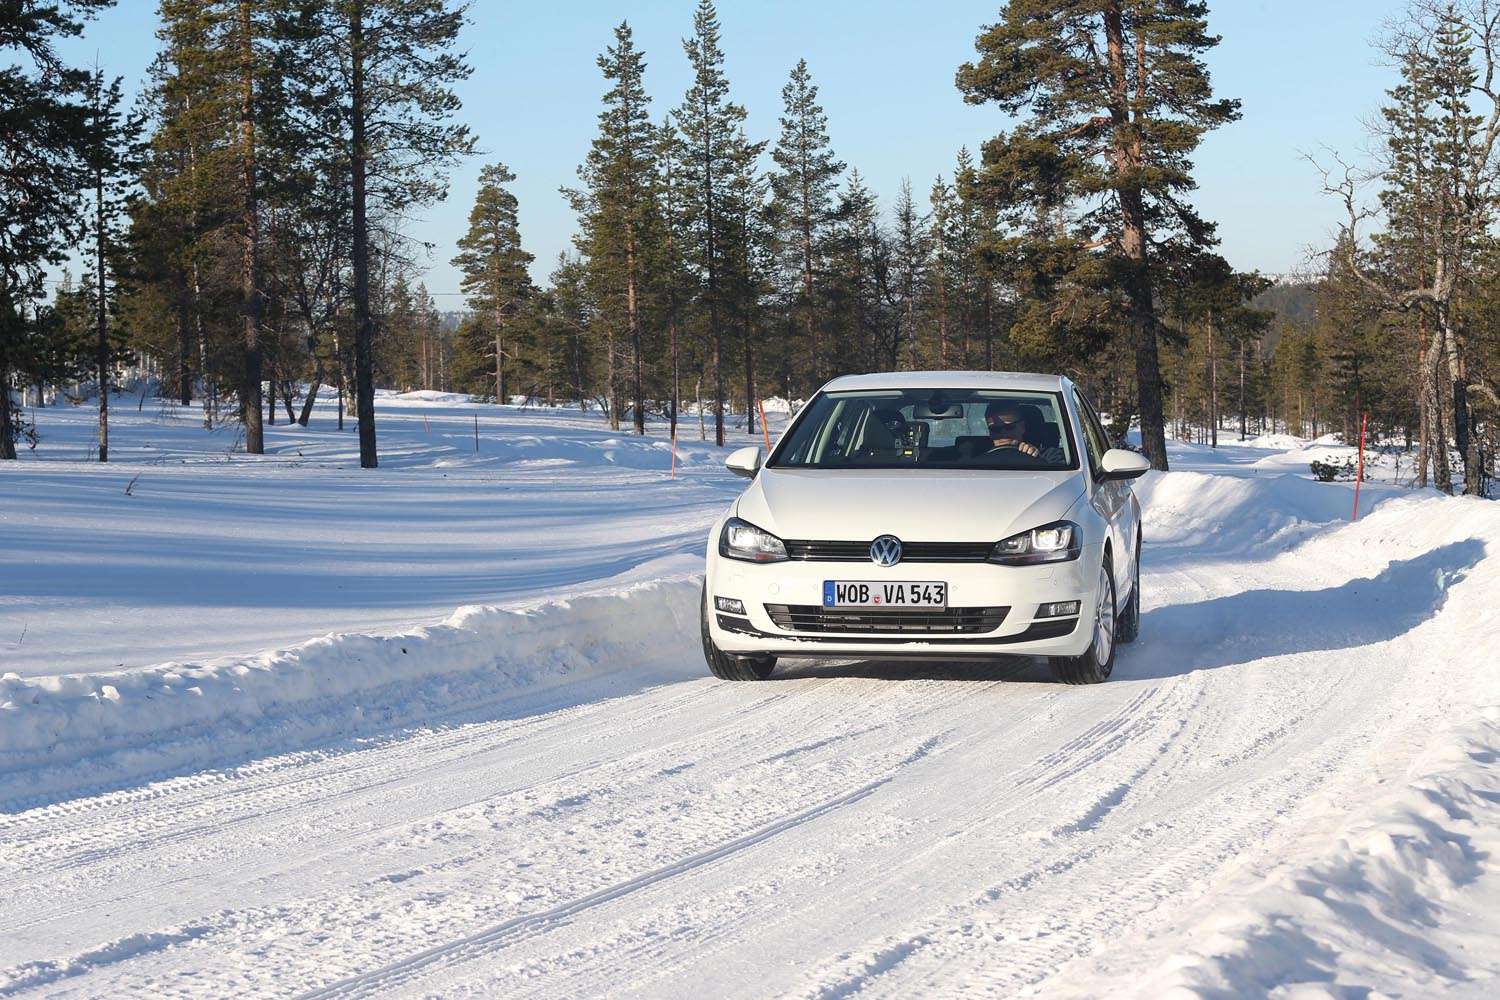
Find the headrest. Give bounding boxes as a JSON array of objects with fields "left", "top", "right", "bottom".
[{"left": 856, "top": 409, "right": 898, "bottom": 451}]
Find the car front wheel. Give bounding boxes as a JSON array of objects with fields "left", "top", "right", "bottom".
[
  {"left": 1050, "top": 559, "right": 1116, "bottom": 685},
  {"left": 700, "top": 583, "right": 776, "bottom": 681}
]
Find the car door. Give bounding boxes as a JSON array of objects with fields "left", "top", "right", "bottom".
[{"left": 1074, "top": 390, "right": 1136, "bottom": 598}]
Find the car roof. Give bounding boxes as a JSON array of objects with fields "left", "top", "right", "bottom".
[{"left": 820, "top": 370, "right": 1070, "bottom": 393}]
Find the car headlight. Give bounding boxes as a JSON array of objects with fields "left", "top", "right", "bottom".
[
  {"left": 989, "top": 521, "right": 1081, "bottom": 565},
  {"left": 718, "top": 517, "right": 788, "bottom": 563}
]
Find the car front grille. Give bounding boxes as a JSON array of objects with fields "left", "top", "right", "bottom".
[
  {"left": 781, "top": 540, "right": 994, "bottom": 563},
  {"left": 764, "top": 604, "right": 1009, "bottom": 636}
]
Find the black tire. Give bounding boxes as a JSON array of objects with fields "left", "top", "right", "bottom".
[
  {"left": 1116, "top": 537, "right": 1140, "bottom": 644},
  {"left": 700, "top": 583, "right": 776, "bottom": 681},
  {"left": 1050, "top": 557, "right": 1117, "bottom": 685}
]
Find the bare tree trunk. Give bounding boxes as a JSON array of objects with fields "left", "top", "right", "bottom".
[
  {"left": 710, "top": 307, "right": 724, "bottom": 448},
  {"left": 238, "top": 0, "right": 264, "bottom": 454},
  {"left": 802, "top": 213, "right": 818, "bottom": 386},
  {"left": 668, "top": 311, "right": 679, "bottom": 439},
  {"left": 1443, "top": 318, "right": 1482, "bottom": 496},
  {"left": 696, "top": 374, "right": 706, "bottom": 440},
  {"left": 177, "top": 273, "right": 192, "bottom": 406},
  {"left": 94, "top": 162, "right": 110, "bottom": 463},
  {"left": 1424, "top": 322, "right": 1451, "bottom": 493},
  {"left": 494, "top": 321, "right": 505, "bottom": 404},
  {"left": 334, "top": 330, "right": 345, "bottom": 431},
  {"left": 1237, "top": 340, "right": 1246, "bottom": 440},
  {"left": 0, "top": 307, "right": 15, "bottom": 460},
  {"left": 1208, "top": 313, "right": 1218, "bottom": 448},
  {"left": 744, "top": 317, "right": 756, "bottom": 438},
  {"left": 349, "top": 0, "right": 377, "bottom": 467},
  {"left": 265, "top": 358, "right": 276, "bottom": 425},
  {"left": 605, "top": 326, "right": 618, "bottom": 430},
  {"left": 1106, "top": 3, "right": 1169, "bottom": 471},
  {"left": 1415, "top": 315, "right": 1429, "bottom": 487},
  {"left": 627, "top": 236, "right": 644, "bottom": 435},
  {"left": 298, "top": 369, "right": 321, "bottom": 426},
  {"left": 937, "top": 279, "right": 948, "bottom": 366},
  {"left": 983, "top": 287, "right": 995, "bottom": 370}
]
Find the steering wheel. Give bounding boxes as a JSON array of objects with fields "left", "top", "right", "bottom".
[{"left": 987, "top": 440, "right": 1042, "bottom": 461}]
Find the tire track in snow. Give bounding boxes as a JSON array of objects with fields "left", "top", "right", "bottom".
[
  {"left": 0, "top": 678, "right": 828, "bottom": 941},
  {"left": 296, "top": 736, "right": 947, "bottom": 1000},
  {"left": 0, "top": 673, "right": 927, "bottom": 993}
]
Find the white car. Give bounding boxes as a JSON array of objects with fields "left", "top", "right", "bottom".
[{"left": 701, "top": 371, "right": 1150, "bottom": 684}]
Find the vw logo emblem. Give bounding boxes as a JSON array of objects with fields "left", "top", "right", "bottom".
[{"left": 869, "top": 535, "right": 903, "bottom": 567}]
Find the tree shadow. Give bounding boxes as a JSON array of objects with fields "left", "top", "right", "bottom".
[{"left": 1120, "top": 538, "right": 1485, "bottom": 680}]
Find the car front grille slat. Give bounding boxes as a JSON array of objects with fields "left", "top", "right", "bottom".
[
  {"left": 781, "top": 540, "right": 993, "bottom": 563},
  {"left": 764, "top": 604, "right": 1009, "bottom": 636}
]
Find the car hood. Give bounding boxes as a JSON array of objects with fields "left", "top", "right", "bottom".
[{"left": 735, "top": 467, "right": 1085, "bottom": 544}]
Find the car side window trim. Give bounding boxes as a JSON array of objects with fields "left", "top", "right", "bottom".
[{"left": 1075, "top": 390, "right": 1111, "bottom": 481}]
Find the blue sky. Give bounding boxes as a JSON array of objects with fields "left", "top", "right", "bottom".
[{"left": 60, "top": 0, "right": 1406, "bottom": 301}]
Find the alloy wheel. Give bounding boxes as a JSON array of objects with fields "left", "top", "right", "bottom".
[{"left": 1093, "top": 565, "right": 1115, "bottom": 666}]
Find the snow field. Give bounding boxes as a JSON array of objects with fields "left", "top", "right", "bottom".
[
  {"left": 1, "top": 394, "right": 1496, "bottom": 998},
  {"left": 0, "top": 391, "right": 755, "bottom": 677}
]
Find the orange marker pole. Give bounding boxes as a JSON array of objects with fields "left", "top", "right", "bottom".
[
  {"left": 1352, "top": 412, "right": 1367, "bottom": 521},
  {"left": 758, "top": 400, "right": 772, "bottom": 453}
]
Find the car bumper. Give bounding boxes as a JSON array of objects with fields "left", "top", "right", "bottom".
[{"left": 707, "top": 547, "right": 1102, "bottom": 659}]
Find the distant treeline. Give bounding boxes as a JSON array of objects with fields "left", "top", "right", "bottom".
[{"left": 0, "top": 1, "right": 1494, "bottom": 491}]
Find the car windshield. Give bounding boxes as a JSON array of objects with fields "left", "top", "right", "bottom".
[{"left": 770, "top": 389, "right": 1077, "bottom": 471}]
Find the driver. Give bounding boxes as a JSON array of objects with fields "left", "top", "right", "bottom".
[{"left": 984, "top": 401, "right": 1062, "bottom": 462}]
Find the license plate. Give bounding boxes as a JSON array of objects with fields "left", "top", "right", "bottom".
[{"left": 823, "top": 581, "right": 947, "bottom": 609}]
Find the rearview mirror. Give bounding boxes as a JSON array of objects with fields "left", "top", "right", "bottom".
[
  {"left": 1100, "top": 448, "right": 1151, "bottom": 481},
  {"left": 725, "top": 445, "right": 762, "bottom": 479}
]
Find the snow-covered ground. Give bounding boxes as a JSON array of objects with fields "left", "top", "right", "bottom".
[
  {"left": 0, "top": 391, "right": 751, "bottom": 677},
  {"left": 1, "top": 396, "right": 1496, "bottom": 998}
]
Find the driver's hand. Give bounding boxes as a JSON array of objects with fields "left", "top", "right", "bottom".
[{"left": 1017, "top": 442, "right": 1039, "bottom": 456}]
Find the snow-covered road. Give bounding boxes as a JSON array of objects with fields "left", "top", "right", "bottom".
[{"left": 2, "top": 399, "right": 1497, "bottom": 997}]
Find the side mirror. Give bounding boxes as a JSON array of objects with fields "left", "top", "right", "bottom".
[
  {"left": 725, "top": 445, "right": 762, "bottom": 479},
  {"left": 1100, "top": 448, "right": 1151, "bottom": 481}
]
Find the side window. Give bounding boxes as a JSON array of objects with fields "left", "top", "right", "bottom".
[{"left": 1076, "top": 392, "right": 1109, "bottom": 477}]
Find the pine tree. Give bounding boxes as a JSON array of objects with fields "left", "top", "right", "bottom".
[
  {"left": 131, "top": 0, "right": 237, "bottom": 423},
  {"left": 825, "top": 170, "right": 888, "bottom": 371},
  {"left": 301, "top": 0, "right": 475, "bottom": 467},
  {"left": 950, "top": 147, "right": 994, "bottom": 368},
  {"left": 769, "top": 58, "right": 844, "bottom": 390},
  {"left": 655, "top": 124, "right": 690, "bottom": 435},
  {"left": 1328, "top": 2, "right": 1500, "bottom": 495},
  {"left": 723, "top": 126, "right": 769, "bottom": 435},
  {"left": 957, "top": 0, "right": 1241, "bottom": 471},
  {"left": 925, "top": 175, "right": 959, "bottom": 368},
  {"left": 125, "top": 0, "right": 289, "bottom": 442},
  {"left": 453, "top": 164, "right": 534, "bottom": 404},
  {"left": 674, "top": 0, "right": 747, "bottom": 447},
  {"left": 890, "top": 179, "right": 929, "bottom": 370},
  {"left": 1376, "top": 45, "right": 1440, "bottom": 486},
  {"left": 0, "top": 0, "right": 114, "bottom": 459},
  {"left": 79, "top": 67, "right": 144, "bottom": 462},
  {"left": 569, "top": 22, "right": 659, "bottom": 434}
]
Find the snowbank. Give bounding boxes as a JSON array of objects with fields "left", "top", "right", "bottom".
[
  {"left": 391, "top": 389, "right": 477, "bottom": 404},
  {"left": 1075, "top": 491, "right": 1500, "bottom": 997},
  {"left": 0, "top": 579, "right": 702, "bottom": 806},
  {"left": 1132, "top": 710, "right": 1500, "bottom": 997},
  {"left": 1135, "top": 469, "right": 1406, "bottom": 559},
  {"left": 1241, "top": 432, "right": 1306, "bottom": 450}
]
